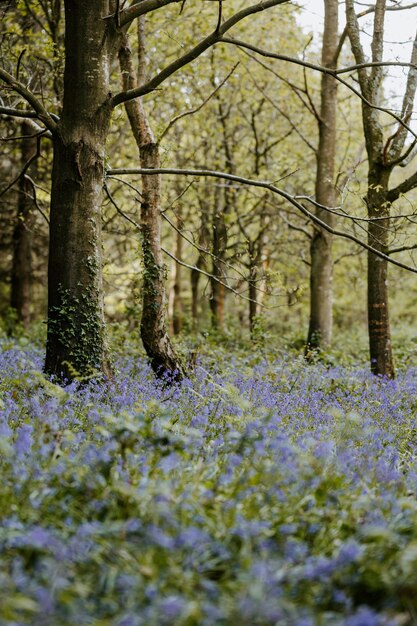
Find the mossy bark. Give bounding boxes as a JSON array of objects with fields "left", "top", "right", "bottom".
[
  {"left": 44, "top": 0, "right": 115, "bottom": 381},
  {"left": 346, "top": 0, "right": 395, "bottom": 379},
  {"left": 118, "top": 25, "right": 185, "bottom": 381}
]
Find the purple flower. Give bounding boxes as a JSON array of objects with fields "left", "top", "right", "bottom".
[
  {"left": 15, "top": 423, "right": 33, "bottom": 458},
  {"left": 159, "top": 595, "right": 186, "bottom": 619},
  {"left": 337, "top": 540, "right": 363, "bottom": 565},
  {"left": 343, "top": 607, "right": 395, "bottom": 626}
]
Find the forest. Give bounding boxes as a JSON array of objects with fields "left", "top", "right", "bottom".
[{"left": 2, "top": 0, "right": 417, "bottom": 624}]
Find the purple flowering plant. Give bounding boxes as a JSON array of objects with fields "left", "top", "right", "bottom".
[{"left": 1, "top": 336, "right": 417, "bottom": 625}]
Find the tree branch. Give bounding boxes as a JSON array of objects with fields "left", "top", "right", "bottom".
[
  {"left": 106, "top": 166, "right": 417, "bottom": 274},
  {"left": 387, "top": 169, "right": 417, "bottom": 203},
  {"left": 110, "top": 0, "right": 289, "bottom": 107},
  {"left": 0, "top": 133, "right": 43, "bottom": 198},
  {"left": 220, "top": 36, "right": 417, "bottom": 143},
  {"left": 105, "top": 180, "right": 269, "bottom": 305},
  {"left": 0, "top": 68, "right": 57, "bottom": 132},
  {"left": 386, "top": 27, "right": 417, "bottom": 163},
  {"left": 159, "top": 63, "right": 238, "bottom": 141},
  {"left": 105, "top": 0, "right": 182, "bottom": 28}
]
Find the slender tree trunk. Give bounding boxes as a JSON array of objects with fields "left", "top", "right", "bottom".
[
  {"left": 10, "top": 121, "right": 37, "bottom": 328},
  {"left": 44, "top": 0, "right": 114, "bottom": 381},
  {"left": 118, "top": 23, "right": 184, "bottom": 380},
  {"left": 366, "top": 166, "right": 394, "bottom": 377},
  {"left": 191, "top": 201, "right": 209, "bottom": 330},
  {"left": 306, "top": 0, "right": 338, "bottom": 353},
  {"left": 248, "top": 268, "right": 258, "bottom": 339},
  {"left": 210, "top": 189, "right": 226, "bottom": 330},
  {"left": 247, "top": 239, "right": 263, "bottom": 340},
  {"left": 191, "top": 255, "right": 204, "bottom": 330},
  {"left": 169, "top": 205, "right": 183, "bottom": 335}
]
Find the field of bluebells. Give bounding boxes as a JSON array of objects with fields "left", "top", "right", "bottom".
[{"left": 2, "top": 335, "right": 417, "bottom": 626}]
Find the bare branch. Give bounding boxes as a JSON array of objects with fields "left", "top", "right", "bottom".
[
  {"left": 388, "top": 169, "right": 417, "bottom": 202},
  {"left": 388, "top": 243, "right": 417, "bottom": 255},
  {"left": 110, "top": 0, "right": 289, "bottom": 107},
  {"left": 0, "top": 116, "right": 51, "bottom": 138},
  {"left": 0, "top": 68, "right": 57, "bottom": 132},
  {"left": 106, "top": 166, "right": 417, "bottom": 274},
  {"left": 345, "top": 0, "right": 370, "bottom": 97},
  {"left": 386, "top": 27, "right": 417, "bottom": 162},
  {"left": 0, "top": 133, "right": 42, "bottom": 198},
  {"left": 159, "top": 63, "right": 238, "bottom": 142},
  {"left": 105, "top": 180, "right": 269, "bottom": 306},
  {"left": 244, "top": 64, "right": 316, "bottom": 152},
  {"left": 220, "top": 36, "right": 417, "bottom": 142},
  {"left": 370, "top": 0, "right": 386, "bottom": 86},
  {"left": 24, "top": 175, "right": 50, "bottom": 224},
  {"left": 107, "top": 0, "right": 182, "bottom": 28}
]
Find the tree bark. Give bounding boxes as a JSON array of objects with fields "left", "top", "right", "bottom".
[
  {"left": 366, "top": 166, "right": 394, "bottom": 377},
  {"left": 210, "top": 185, "right": 227, "bottom": 329},
  {"left": 169, "top": 206, "right": 183, "bottom": 335},
  {"left": 191, "top": 197, "right": 210, "bottom": 330},
  {"left": 44, "top": 0, "right": 114, "bottom": 381},
  {"left": 248, "top": 265, "right": 258, "bottom": 339},
  {"left": 346, "top": 0, "right": 396, "bottom": 378},
  {"left": 306, "top": 0, "right": 338, "bottom": 353},
  {"left": 210, "top": 211, "right": 226, "bottom": 331},
  {"left": 118, "top": 23, "right": 185, "bottom": 380},
  {"left": 210, "top": 100, "right": 233, "bottom": 330},
  {"left": 10, "top": 121, "right": 37, "bottom": 328}
]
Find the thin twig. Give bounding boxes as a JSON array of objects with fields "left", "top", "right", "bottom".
[{"left": 159, "top": 63, "right": 238, "bottom": 141}]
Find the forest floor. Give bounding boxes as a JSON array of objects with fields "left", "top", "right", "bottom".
[{"left": 1, "top": 331, "right": 417, "bottom": 625}]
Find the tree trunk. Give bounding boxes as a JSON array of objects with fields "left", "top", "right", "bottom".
[
  {"left": 169, "top": 206, "right": 183, "bottom": 335},
  {"left": 140, "top": 142, "right": 185, "bottom": 379},
  {"left": 366, "top": 166, "right": 394, "bottom": 378},
  {"left": 10, "top": 121, "right": 37, "bottom": 328},
  {"left": 118, "top": 23, "right": 185, "bottom": 380},
  {"left": 248, "top": 269, "right": 258, "bottom": 339},
  {"left": 44, "top": 0, "right": 114, "bottom": 381},
  {"left": 191, "top": 203, "right": 210, "bottom": 330},
  {"left": 306, "top": 0, "right": 338, "bottom": 354},
  {"left": 346, "top": 0, "right": 396, "bottom": 379},
  {"left": 210, "top": 190, "right": 226, "bottom": 330}
]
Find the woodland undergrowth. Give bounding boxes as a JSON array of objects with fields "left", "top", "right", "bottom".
[{"left": 1, "top": 330, "right": 417, "bottom": 625}]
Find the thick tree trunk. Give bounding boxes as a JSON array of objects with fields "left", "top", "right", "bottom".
[
  {"left": 346, "top": 0, "right": 397, "bottom": 379},
  {"left": 306, "top": 0, "right": 338, "bottom": 354},
  {"left": 44, "top": 0, "right": 114, "bottom": 381},
  {"left": 366, "top": 167, "right": 394, "bottom": 378},
  {"left": 118, "top": 24, "right": 185, "bottom": 380},
  {"left": 10, "top": 121, "right": 37, "bottom": 328}
]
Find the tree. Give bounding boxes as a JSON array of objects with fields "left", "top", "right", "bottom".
[
  {"left": 346, "top": 0, "right": 417, "bottom": 378},
  {"left": 306, "top": 0, "right": 338, "bottom": 354},
  {"left": 10, "top": 121, "right": 39, "bottom": 328},
  {"left": 118, "top": 18, "right": 185, "bottom": 379}
]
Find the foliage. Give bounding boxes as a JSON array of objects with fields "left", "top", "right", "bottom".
[{"left": 1, "top": 339, "right": 417, "bottom": 625}]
